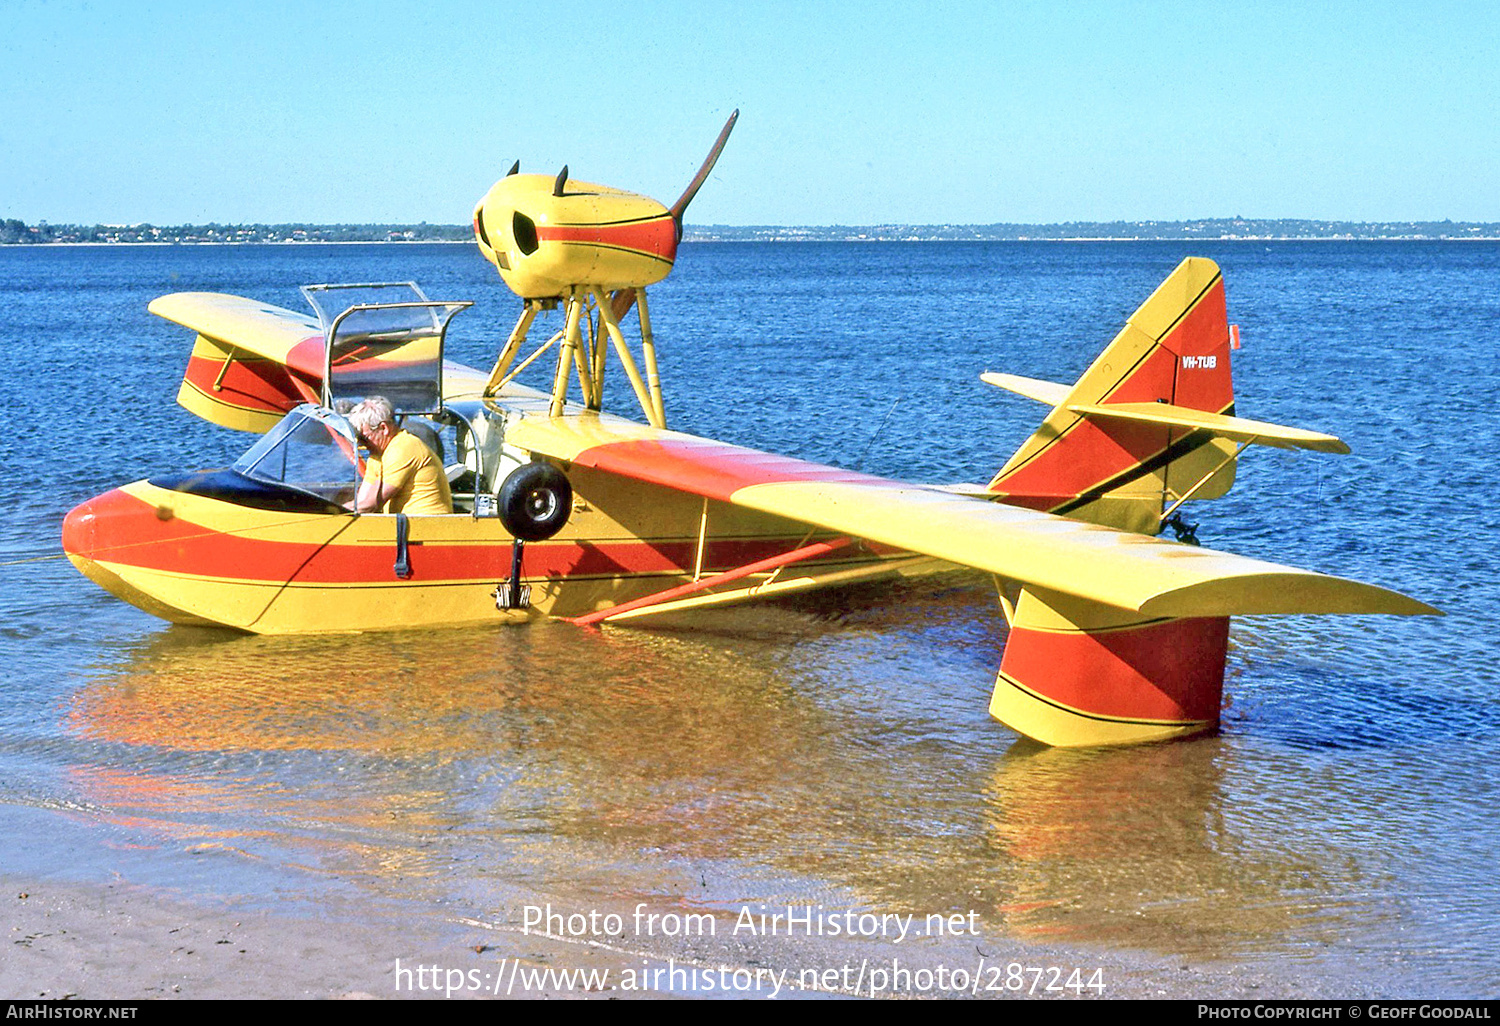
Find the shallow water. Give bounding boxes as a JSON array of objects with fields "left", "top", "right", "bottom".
[{"left": 0, "top": 241, "right": 1495, "bottom": 995}]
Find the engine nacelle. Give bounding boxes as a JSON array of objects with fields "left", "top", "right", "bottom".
[{"left": 473, "top": 174, "right": 678, "bottom": 299}]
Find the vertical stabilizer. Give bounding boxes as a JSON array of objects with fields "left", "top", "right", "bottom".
[{"left": 988, "top": 257, "right": 1239, "bottom": 534}]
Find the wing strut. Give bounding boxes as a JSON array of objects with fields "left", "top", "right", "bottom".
[{"left": 567, "top": 536, "right": 853, "bottom": 626}]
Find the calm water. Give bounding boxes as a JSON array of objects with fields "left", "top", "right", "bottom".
[{"left": 0, "top": 241, "right": 1495, "bottom": 994}]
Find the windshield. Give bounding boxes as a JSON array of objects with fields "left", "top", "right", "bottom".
[
  {"left": 232, "top": 404, "right": 361, "bottom": 506},
  {"left": 302, "top": 282, "right": 430, "bottom": 329}
]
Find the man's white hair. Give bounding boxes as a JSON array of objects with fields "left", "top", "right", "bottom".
[{"left": 346, "top": 396, "right": 395, "bottom": 437}]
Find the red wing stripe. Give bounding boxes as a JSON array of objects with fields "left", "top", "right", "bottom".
[
  {"left": 285, "top": 336, "right": 327, "bottom": 380},
  {"left": 568, "top": 439, "right": 899, "bottom": 503},
  {"left": 183, "top": 354, "right": 307, "bottom": 414}
]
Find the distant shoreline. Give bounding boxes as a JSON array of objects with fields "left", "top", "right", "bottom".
[
  {"left": 6, "top": 217, "right": 1500, "bottom": 245},
  {"left": 2, "top": 239, "right": 475, "bottom": 247},
  {"left": 8, "top": 235, "right": 1500, "bottom": 247}
]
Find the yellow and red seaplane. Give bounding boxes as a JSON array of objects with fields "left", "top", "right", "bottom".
[{"left": 61, "top": 113, "right": 1438, "bottom": 748}]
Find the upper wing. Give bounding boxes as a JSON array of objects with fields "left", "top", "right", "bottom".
[
  {"left": 149, "top": 292, "right": 325, "bottom": 375},
  {"left": 150, "top": 293, "right": 327, "bottom": 431},
  {"left": 506, "top": 410, "right": 1436, "bottom": 618}
]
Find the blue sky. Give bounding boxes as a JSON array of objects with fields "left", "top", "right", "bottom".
[{"left": 3, "top": 1, "right": 1497, "bottom": 225}]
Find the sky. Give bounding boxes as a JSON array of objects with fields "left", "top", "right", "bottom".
[{"left": 3, "top": 0, "right": 1498, "bottom": 226}]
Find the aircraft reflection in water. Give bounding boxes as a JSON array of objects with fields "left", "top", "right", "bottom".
[
  {"left": 979, "top": 743, "right": 1393, "bottom": 956},
  {"left": 62, "top": 111, "right": 1437, "bottom": 749},
  {"left": 59, "top": 584, "right": 1391, "bottom": 965}
]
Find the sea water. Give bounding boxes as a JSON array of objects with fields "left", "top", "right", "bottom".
[{"left": 0, "top": 240, "right": 1495, "bottom": 993}]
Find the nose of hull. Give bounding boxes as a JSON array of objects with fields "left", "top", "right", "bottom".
[
  {"left": 64, "top": 487, "right": 157, "bottom": 563},
  {"left": 62, "top": 495, "right": 99, "bottom": 560},
  {"left": 61, "top": 486, "right": 214, "bottom": 626},
  {"left": 63, "top": 486, "right": 187, "bottom": 560}
]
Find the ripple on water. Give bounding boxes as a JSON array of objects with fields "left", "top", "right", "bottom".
[{"left": 2, "top": 241, "right": 1497, "bottom": 991}]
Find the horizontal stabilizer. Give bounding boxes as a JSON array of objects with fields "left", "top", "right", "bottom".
[
  {"left": 1068, "top": 402, "right": 1350, "bottom": 454},
  {"left": 980, "top": 371, "right": 1071, "bottom": 407}
]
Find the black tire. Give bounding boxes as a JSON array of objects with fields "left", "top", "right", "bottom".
[{"left": 497, "top": 462, "right": 572, "bottom": 542}]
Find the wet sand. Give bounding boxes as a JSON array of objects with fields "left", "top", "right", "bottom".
[
  {"left": 3, "top": 875, "right": 631, "bottom": 1001},
  {"left": 2, "top": 872, "right": 1401, "bottom": 1000}
]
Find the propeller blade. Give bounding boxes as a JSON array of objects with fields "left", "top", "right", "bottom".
[
  {"left": 611, "top": 288, "right": 638, "bottom": 323},
  {"left": 668, "top": 109, "right": 739, "bottom": 237}
]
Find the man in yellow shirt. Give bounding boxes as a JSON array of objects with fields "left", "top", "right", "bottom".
[{"left": 346, "top": 397, "right": 453, "bottom": 515}]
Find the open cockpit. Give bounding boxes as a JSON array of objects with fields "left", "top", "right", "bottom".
[{"left": 155, "top": 400, "right": 506, "bottom": 517}]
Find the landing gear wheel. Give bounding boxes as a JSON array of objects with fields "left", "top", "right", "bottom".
[{"left": 497, "top": 462, "right": 572, "bottom": 542}]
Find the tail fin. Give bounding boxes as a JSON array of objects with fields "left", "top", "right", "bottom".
[{"left": 987, "top": 257, "right": 1238, "bottom": 535}]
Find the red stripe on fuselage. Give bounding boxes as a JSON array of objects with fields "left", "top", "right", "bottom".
[
  {"left": 63, "top": 487, "right": 845, "bottom": 584},
  {"left": 536, "top": 217, "right": 678, "bottom": 263}
]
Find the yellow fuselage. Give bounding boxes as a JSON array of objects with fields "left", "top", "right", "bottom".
[{"left": 62, "top": 390, "right": 905, "bottom": 635}]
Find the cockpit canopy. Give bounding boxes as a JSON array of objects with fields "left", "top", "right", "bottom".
[
  {"left": 228, "top": 401, "right": 501, "bottom": 513},
  {"left": 300, "top": 282, "right": 470, "bottom": 415}
]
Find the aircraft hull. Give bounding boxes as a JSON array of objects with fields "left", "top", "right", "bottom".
[{"left": 62, "top": 473, "right": 904, "bottom": 634}]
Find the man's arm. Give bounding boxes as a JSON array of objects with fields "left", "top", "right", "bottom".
[{"left": 351, "top": 475, "right": 399, "bottom": 513}]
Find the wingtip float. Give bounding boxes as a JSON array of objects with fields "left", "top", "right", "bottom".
[{"left": 64, "top": 113, "right": 1437, "bottom": 750}]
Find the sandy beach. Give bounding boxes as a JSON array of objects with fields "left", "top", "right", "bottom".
[
  {"left": 3, "top": 874, "right": 629, "bottom": 1001},
  {"left": 3, "top": 870, "right": 1414, "bottom": 1001}
]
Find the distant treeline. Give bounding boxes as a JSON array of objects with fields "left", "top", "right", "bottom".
[
  {"left": 4, "top": 216, "right": 1499, "bottom": 245},
  {"left": 0, "top": 219, "right": 471, "bottom": 245},
  {"left": 688, "top": 218, "right": 1500, "bottom": 241}
]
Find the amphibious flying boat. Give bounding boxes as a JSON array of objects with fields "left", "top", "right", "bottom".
[{"left": 62, "top": 112, "right": 1438, "bottom": 748}]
